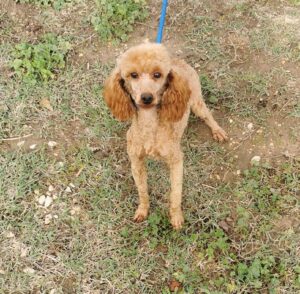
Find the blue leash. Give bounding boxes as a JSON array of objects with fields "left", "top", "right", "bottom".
[{"left": 156, "top": 0, "right": 168, "bottom": 43}]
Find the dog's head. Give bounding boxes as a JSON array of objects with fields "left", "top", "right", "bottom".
[{"left": 103, "top": 43, "right": 190, "bottom": 122}]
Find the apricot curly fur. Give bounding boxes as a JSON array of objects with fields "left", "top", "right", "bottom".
[
  {"left": 159, "top": 71, "right": 191, "bottom": 122},
  {"left": 103, "top": 71, "right": 135, "bottom": 121}
]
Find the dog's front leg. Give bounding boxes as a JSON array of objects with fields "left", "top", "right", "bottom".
[
  {"left": 167, "top": 152, "right": 184, "bottom": 230},
  {"left": 129, "top": 154, "right": 149, "bottom": 222}
]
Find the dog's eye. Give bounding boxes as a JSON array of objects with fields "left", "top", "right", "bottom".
[
  {"left": 153, "top": 72, "right": 161, "bottom": 79},
  {"left": 130, "top": 72, "right": 138, "bottom": 79}
]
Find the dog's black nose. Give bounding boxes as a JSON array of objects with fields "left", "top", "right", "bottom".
[{"left": 141, "top": 93, "right": 153, "bottom": 105}]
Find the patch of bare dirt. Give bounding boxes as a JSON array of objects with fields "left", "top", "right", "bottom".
[
  {"left": 0, "top": 120, "right": 84, "bottom": 155},
  {"left": 0, "top": 0, "right": 42, "bottom": 43}
]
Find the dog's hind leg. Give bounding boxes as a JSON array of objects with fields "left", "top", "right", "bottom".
[
  {"left": 191, "top": 96, "right": 228, "bottom": 142},
  {"left": 189, "top": 73, "right": 228, "bottom": 142}
]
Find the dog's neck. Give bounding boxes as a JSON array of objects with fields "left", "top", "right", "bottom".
[{"left": 135, "top": 107, "right": 159, "bottom": 132}]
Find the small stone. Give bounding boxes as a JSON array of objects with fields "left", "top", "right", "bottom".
[
  {"left": 229, "top": 119, "right": 233, "bottom": 123},
  {"left": 78, "top": 53, "right": 83, "bottom": 57},
  {"left": 53, "top": 194, "right": 58, "bottom": 200},
  {"left": 236, "top": 170, "right": 241, "bottom": 175},
  {"left": 0, "top": 269, "right": 5, "bottom": 274},
  {"left": 23, "top": 267, "right": 35, "bottom": 274},
  {"left": 65, "top": 186, "right": 72, "bottom": 193},
  {"left": 29, "top": 144, "right": 37, "bottom": 150},
  {"left": 38, "top": 195, "right": 46, "bottom": 205},
  {"left": 44, "top": 214, "right": 52, "bottom": 225},
  {"left": 69, "top": 183, "right": 75, "bottom": 188},
  {"left": 44, "top": 196, "right": 53, "bottom": 208},
  {"left": 53, "top": 214, "right": 58, "bottom": 219},
  {"left": 57, "top": 161, "right": 64, "bottom": 168},
  {"left": 17, "top": 141, "right": 25, "bottom": 147},
  {"left": 48, "top": 141, "right": 57, "bottom": 148},
  {"left": 48, "top": 185, "right": 55, "bottom": 192},
  {"left": 34, "top": 189, "right": 40, "bottom": 195},
  {"left": 251, "top": 156, "right": 261, "bottom": 166},
  {"left": 6, "top": 231, "right": 15, "bottom": 238},
  {"left": 70, "top": 206, "right": 81, "bottom": 215},
  {"left": 20, "top": 247, "right": 28, "bottom": 258},
  {"left": 247, "top": 123, "right": 253, "bottom": 130}
]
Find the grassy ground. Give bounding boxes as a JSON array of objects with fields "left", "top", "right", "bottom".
[{"left": 0, "top": 0, "right": 300, "bottom": 293}]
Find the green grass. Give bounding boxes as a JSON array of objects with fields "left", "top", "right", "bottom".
[
  {"left": 290, "top": 104, "right": 300, "bottom": 117},
  {"left": 0, "top": 61, "right": 117, "bottom": 138},
  {"left": 289, "top": 0, "right": 300, "bottom": 5},
  {"left": 3, "top": 139, "right": 299, "bottom": 292},
  {"left": 15, "top": 0, "right": 74, "bottom": 10},
  {"left": 11, "top": 34, "right": 71, "bottom": 83},
  {"left": 91, "top": 0, "right": 148, "bottom": 42},
  {"left": 1, "top": 0, "right": 300, "bottom": 292}
]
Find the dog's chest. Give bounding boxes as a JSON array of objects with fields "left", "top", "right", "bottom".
[
  {"left": 140, "top": 126, "right": 170, "bottom": 158},
  {"left": 128, "top": 110, "right": 175, "bottom": 159},
  {"left": 132, "top": 127, "right": 171, "bottom": 158}
]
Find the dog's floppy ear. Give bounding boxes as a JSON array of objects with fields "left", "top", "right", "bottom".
[
  {"left": 103, "top": 69, "right": 135, "bottom": 121},
  {"left": 159, "top": 70, "right": 191, "bottom": 122}
]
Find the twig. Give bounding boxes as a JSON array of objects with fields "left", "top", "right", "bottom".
[
  {"left": 73, "top": 33, "right": 97, "bottom": 48},
  {"left": 135, "top": 22, "right": 156, "bottom": 30},
  {"left": 1, "top": 133, "right": 33, "bottom": 141},
  {"left": 202, "top": 184, "right": 217, "bottom": 190},
  {"left": 75, "top": 166, "right": 85, "bottom": 177}
]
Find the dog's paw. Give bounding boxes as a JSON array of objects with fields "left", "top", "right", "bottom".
[
  {"left": 134, "top": 206, "right": 149, "bottom": 222},
  {"left": 212, "top": 127, "right": 228, "bottom": 142},
  {"left": 170, "top": 209, "right": 184, "bottom": 230}
]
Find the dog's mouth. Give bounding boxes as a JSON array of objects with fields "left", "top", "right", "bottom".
[{"left": 137, "top": 103, "right": 156, "bottom": 109}]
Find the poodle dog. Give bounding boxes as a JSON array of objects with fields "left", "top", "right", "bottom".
[{"left": 103, "top": 43, "right": 228, "bottom": 229}]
